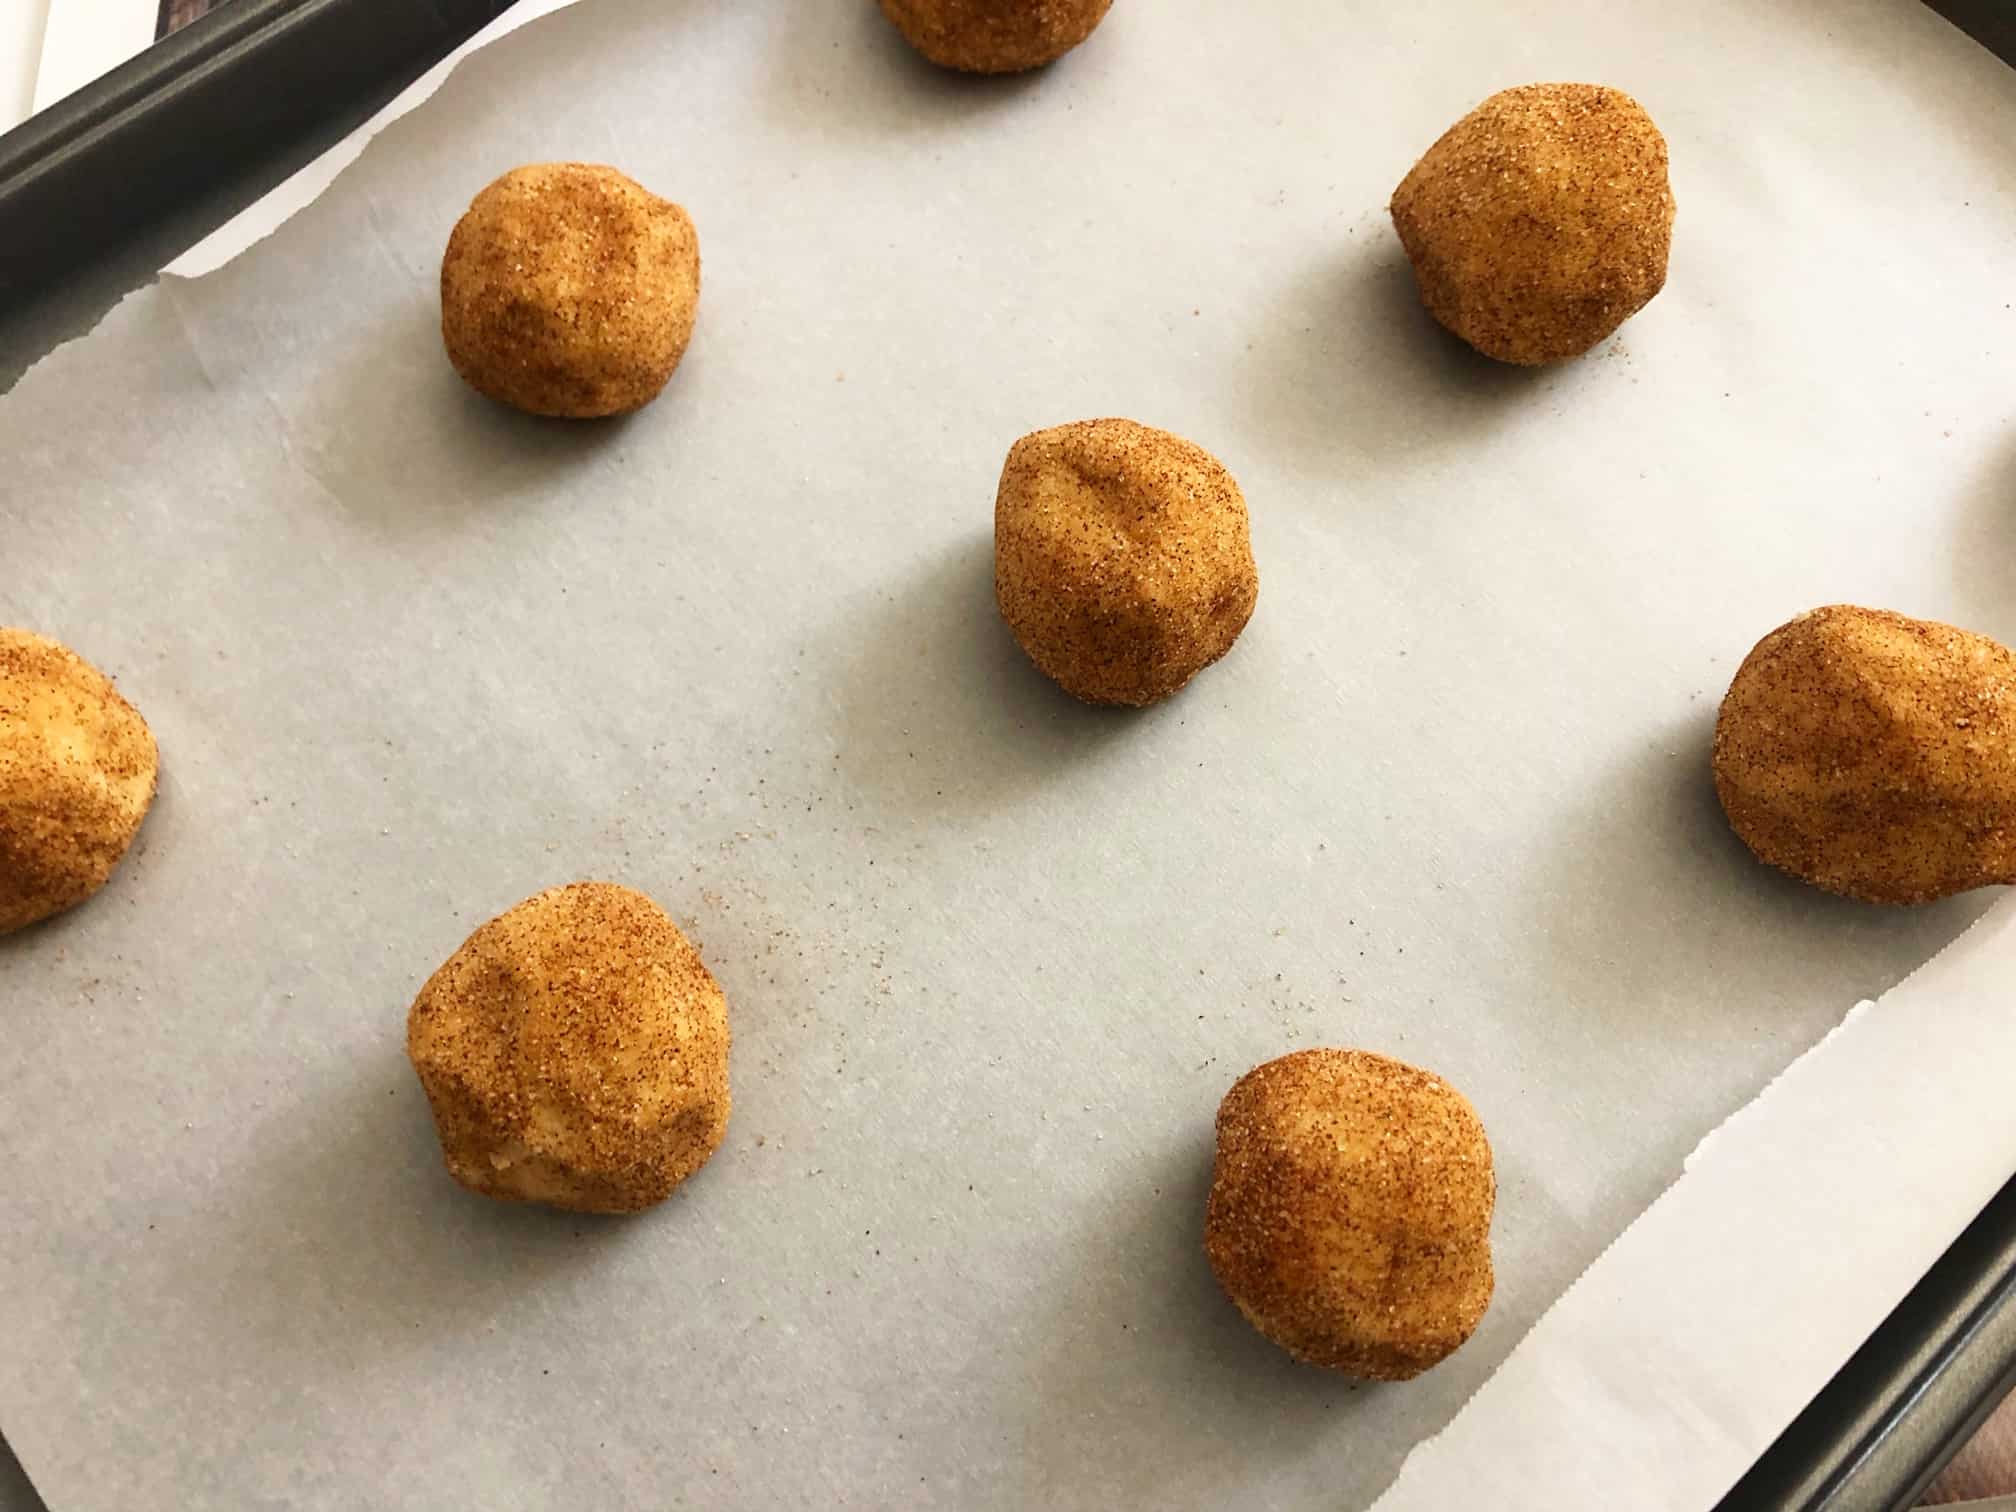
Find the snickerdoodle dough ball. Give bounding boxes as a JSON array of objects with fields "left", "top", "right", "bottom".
[
  {"left": 1205, "top": 1049, "right": 1496, "bottom": 1380},
  {"left": 1390, "top": 83, "right": 1675, "bottom": 365},
  {"left": 407, "top": 882, "right": 730, "bottom": 1213},
  {"left": 0, "top": 629, "right": 157, "bottom": 935},
  {"left": 440, "top": 163, "right": 700, "bottom": 418},
  {"left": 1714, "top": 606, "right": 2016, "bottom": 904},
  {"left": 994, "top": 418, "right": 1258, "bottom": 706},
  {"left": 878, "top": 0, "right": 1112, "bottom": 73}
]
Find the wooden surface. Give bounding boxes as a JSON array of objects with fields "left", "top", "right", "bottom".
[{"left": 1929, "top": 1392, "right": 2016, "bottom": 1503}]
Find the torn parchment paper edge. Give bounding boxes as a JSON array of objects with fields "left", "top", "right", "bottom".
[
  {"left": 163, "top": 0, "right": 587, "bottom": 278},
  {"left": 1374, "top": 892, "right": 2016, "bottom": 1510}
]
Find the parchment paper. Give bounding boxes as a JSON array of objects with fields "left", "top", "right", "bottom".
[{"left": 4, "top": 1, "right": 2016, "bottom": 1506}]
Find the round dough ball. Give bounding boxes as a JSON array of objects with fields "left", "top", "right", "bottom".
[
  {"left": 440, "top": 163, "right": 701, "bottom": 418},
  {"left": 1714, "top": 606, "right": 2016, "bottom": 904},
  {"left": 877, "top": 0, "right": 1112, "bottom": 73},
  {"left": 1204, "top": 1048, "right": 1495, "bottom": 1380},
  {"left": 0, "top": 629, "right": 157, "bottom": 935},
  {"left": 994, "top": 418, "right": 1258, "bottom": 707},
  {"left": 406, "top": 882, "right": 730, "bottom": 1213},
  {"left": 1389, "top": 83, "right": 1675, "bottom": 365}
]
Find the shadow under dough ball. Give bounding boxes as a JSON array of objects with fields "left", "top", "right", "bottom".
[
  {"left": 1204, "top": 1048, "right": 1495, "bottom": 1381},
  {"left": 877, "top": 0, "right": 1113, "bottom": 73},
  {"left": 407, "top": 882, "right": 731, "bottom": 1213},
  {"left": 994, "top": 418, "right": 1258, "bottom": 707},
  {"left": 0, "top": 628, "right": 157, "bottom": 935},
  {"left": 1714, "top": 605, "right": 2016, "bottom": 904},
  {"left": 440, "top": 163, "right": 700, "bottom": 418},
  {"left": 1390, "top": 83, "right": 1674, "bottom": 365}
]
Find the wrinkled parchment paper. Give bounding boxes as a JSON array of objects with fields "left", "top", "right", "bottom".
[{"left": 6, "top": 1, "right": 2016, "bottom": 1506}]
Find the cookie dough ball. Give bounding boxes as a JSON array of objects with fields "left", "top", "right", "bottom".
[
  {"left": 0, "top": 629, "right": 157, "bottom": 935},
  {"left": 1390, "top": 83, "right": 1675, "bottom": 365},
  {"left": 407, "top": 882, "right": 730, "bottom": 1213},
  {"left": 878, "top": 0, "right": 1112, "bottom": 73},
  {"left": 1714, "top": 606, "right": 2016, "bottom": 904},
  {"left": 995, "top": 418, "right": 1258, "bottom": 706},
  {"left": 440, "top": 163, "right": 700, "bottom": 418},
  {"left": 1204, "top": 1049, "right": 1495, "bottom": 1380}
]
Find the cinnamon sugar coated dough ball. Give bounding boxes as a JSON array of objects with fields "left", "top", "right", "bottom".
[
  {"left": 1204, "top": 1049, "right": 1495, "bottom": 1380},
  {"left": 878, "top": 0, "right": 1112, "bottom": 73},
  {"left": 0, "top": 629, "right": 157, "bottom": 934},
  {"left": 994, "top": 418, "right": 1258, "bottom": 706},
  {"left": 440, "top": 163, "right": 700, "bottom": 418},
  {"left": 1714, "top": 606, "right": 2016, "bottom": 904},
  {"left": 407, "top": 882, "right": 731, "bottom": 1213},
  {"left": 1390, "top": 83, "right": 1675, "bottom": 365}
]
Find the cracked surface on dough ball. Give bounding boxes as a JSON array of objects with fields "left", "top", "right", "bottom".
[
  {"left": 0, "top": 628, "right": 157, "bottom": 935},
  {"left": 1714, "top": 605, "right": 2016, "bottom": 904},
  {"left": 407, "top": 882, "right": 731, "bottom": 1213},
  {"left": 1204, "top": 1048, "right": 1495, "bottom": 1381},
  {"left": 441, "top": 163, "right": 700, "bottom": 418},
  {"left": 1390, "top": 83, "right": 1674, "bottom": 365},
  {"left": 994, "top": 418, "right": 1257, "bottom": 707},
  {"left": 877, "top": 0, "right": 1113, "bottom": 73}
]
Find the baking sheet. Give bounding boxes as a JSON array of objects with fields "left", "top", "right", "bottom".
[
  {"left": 169, "top": 0, "right": 575, "bottom": 277},
  {"left": 4, "top": 0, "right": 2016, "bottom": 1506}
]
